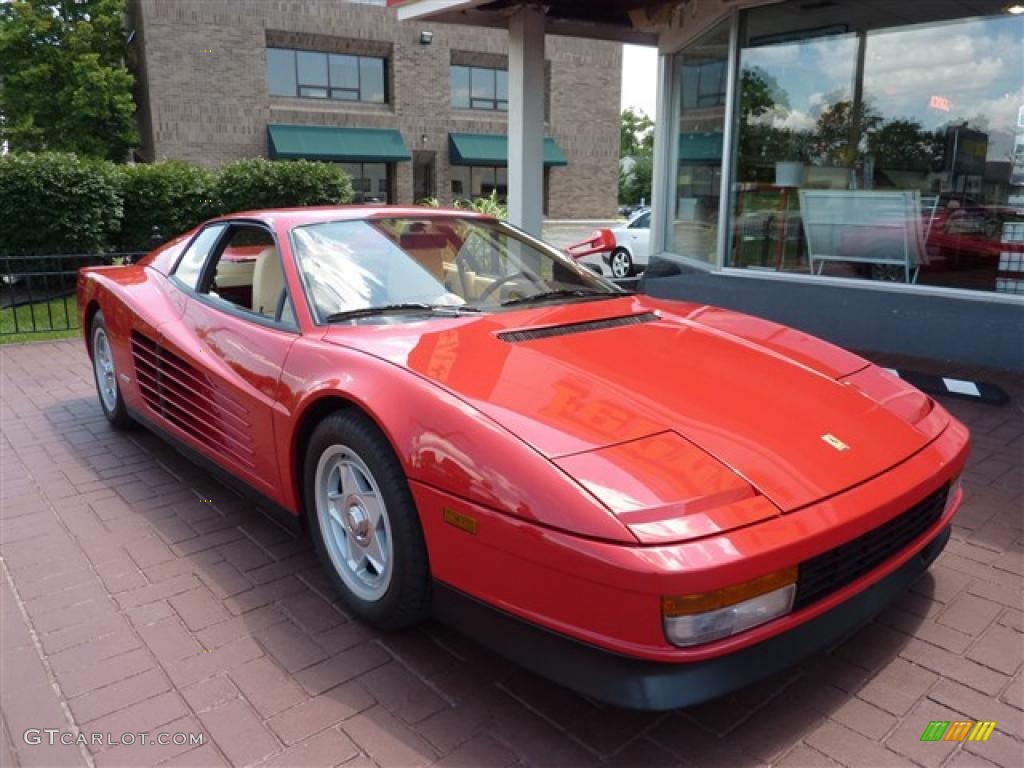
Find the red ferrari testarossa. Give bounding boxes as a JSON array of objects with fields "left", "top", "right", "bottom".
[{"left": 78, "top": 207, "right": 969, "bottom": 709}]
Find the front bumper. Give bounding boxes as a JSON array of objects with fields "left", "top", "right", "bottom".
[
  {"left": 434, "top": 524, "right": 950, "bottom": 710},
  {"left": 414, "top": 417, "right": 968, "bottom": 663}
]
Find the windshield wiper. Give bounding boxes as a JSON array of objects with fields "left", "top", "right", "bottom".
[
  {"left": 324, "top": 303, "right": 480, "bottom": 323},
  {"left": 499, "top": 289, "right": 632, "bottom": 307}
]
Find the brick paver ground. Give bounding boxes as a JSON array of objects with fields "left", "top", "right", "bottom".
[{"left": 1, "top": 340, "right": 1021, "bottom": 768}]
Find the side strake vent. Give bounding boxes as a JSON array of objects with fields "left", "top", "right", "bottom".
[
  {"left": 130, "top": 332, "right": 255, "bottom": 469},
  {"left": 497, "top": 312, "right": 659, "bottom": 343}
]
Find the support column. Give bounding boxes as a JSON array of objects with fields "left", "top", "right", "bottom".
[
  {"left": 650, "top": 52, "right": 675, "bottom": 256},
  {"left": 508, "top": 6, "right": 545, "bottom": 236}
]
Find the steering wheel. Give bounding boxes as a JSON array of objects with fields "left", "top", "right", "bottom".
[{"left": 478, "top": 270, "right": 544, "bottom": 303}]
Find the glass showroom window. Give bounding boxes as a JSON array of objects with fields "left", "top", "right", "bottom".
[
  {"left": 668, "top": 20, "right": 731, "bottom": 265},
  {"left": 266, "top": 48, "right": 386, "bottom": 103},
  {"left": 341, "top": 162, "right": 391, "bottom": 203},
  {"left": 450, "top": 65, "right": 509, "bottom": 111},
  {"left": 728, "top": 2, "right": 1024, "bottom": 294}
]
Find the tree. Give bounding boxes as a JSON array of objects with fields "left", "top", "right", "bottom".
[
  {"left": 619, "top": 153, "right": 652, "bottom": 206},
  {"left": 619, "top": 108, "right": 654, "bottom": 204},
  {"left": 810, "top": 98, "right": 882, "bottom": 166},
  {"left": 739, "top": 66, "right": 787, "bottom": 122},
  {"left": 867, "top": 120, "right": 944, "bottom": 172},
  {"left": 620, "top": 107, "right": 654, "bottom": 158},
  {"left": 0, "top": 0, "right": 137, "bottom": 160}
]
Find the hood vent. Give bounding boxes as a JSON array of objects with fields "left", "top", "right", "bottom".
[
  {"left": 130, "top": 331, "right": 255, "bottom": 469},
  {"left": 497, "top": 312, "right": 659, "bottom": 343}
]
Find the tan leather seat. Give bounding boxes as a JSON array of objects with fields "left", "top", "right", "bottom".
[{"left": 251, "top": 246, "right": 285, "bottom": 317}]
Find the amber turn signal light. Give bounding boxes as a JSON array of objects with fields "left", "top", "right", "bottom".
[{"left": 662, "top": 566, "right": 798, "bottom": 617}]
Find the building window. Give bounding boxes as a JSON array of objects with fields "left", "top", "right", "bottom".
[
  {"left": 450, "top": 165, "right": 508, "bottom": 201},
  {"left": 450, "top": 166, "right": 550, "bottom": 213},
  {"left": 451, "top": 65, "right": 508, "bottom": 111},
  {"left": 267, "top": 48, "right": 387, "bottom": 103},
  {"left": 726, "top": 1, "right": 1023, "bottom": 295},
  {"left": 341, "top": 162, "right": 391, "bottom": 203}
]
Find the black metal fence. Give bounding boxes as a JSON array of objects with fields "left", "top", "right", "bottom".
[{"left": 1, "top": 253, "right": 145, "bottom": 337}]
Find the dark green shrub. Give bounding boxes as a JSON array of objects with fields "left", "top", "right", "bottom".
[
  {"left": 0, "top": 152, "right": 122, "bottom": 255},
  {"left": 116, "top": 161, "right": 217, "bottom": 250},
  {"left": 0, "top": 153, "right": 356, "bottom": 257},
  {"left": 215, "top": 158, "right": 353, "bottom": 215}
]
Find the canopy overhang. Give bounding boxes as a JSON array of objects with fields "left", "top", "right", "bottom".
[
  {"left": 387, "top": 0, "right": 660, "bottom": 45},
  {"left": 267, "top": 125, "right": 411, "bottom": 163},
  {"left": 449, "top": 133, "right": 568, "bottom": 167}
]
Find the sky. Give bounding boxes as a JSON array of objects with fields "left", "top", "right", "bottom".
[{"left": 621, "top": 44, "right": 659, "bottom": 119}]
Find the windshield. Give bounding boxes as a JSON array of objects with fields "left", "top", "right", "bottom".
[{"left": 290, "top": 216, "right": 623, "bottom": 323}]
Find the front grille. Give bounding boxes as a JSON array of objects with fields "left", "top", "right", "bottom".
[
  {"left": 497, "top": 312, "right": 658, "bottom": 343},
  {"left": 793, "top": 483, "right": 949, "bottom": 611}
]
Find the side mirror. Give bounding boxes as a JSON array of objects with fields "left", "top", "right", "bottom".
[{"left": 564, "top": 228, "right": 616, "bottom": 259}]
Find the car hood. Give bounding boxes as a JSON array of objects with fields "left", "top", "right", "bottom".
[{"left": 324, "top": 296, "right": 933, "bottom": 513}]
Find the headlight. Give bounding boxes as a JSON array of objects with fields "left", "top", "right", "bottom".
[{"left": 662, "top": 566, "right": 797, "bottom": 647}]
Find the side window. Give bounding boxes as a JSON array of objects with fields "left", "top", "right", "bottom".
[
  {"left": 630, "top": 212, "right": 650, "bottom": 230},
  {"left": 199, "top": 225, "right": 293, "bottom": 325},
  {"left": 174, "top": 224, "right": 226, "bottom": 289}
]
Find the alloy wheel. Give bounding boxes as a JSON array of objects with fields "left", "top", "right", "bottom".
[
  {"left": 315, "top": 444, "right": 394, "bottom": 602},
  {"left": 92, "top": 326, "right": 118, "bottom": 412},
  {"left": 611, "top": 250, "right": 632, "bottom": 278}
]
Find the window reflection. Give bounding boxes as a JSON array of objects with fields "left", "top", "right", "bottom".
[
  {"left": 266, "top": 48, "right": 387, "bottom": 104},
  {"left": 670, "top": 21, "right": 731, "bottom": 265},
  {"left": 450, "top": 65, "right": 508, "bottom": 112},
  {"left": 729, "top": 4, "right": 1024, "bottom": 294}
]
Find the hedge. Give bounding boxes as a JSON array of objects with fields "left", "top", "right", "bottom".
[
  {"left": 116, "top": 161, "right": 218, "bottom": 252},
  {"left": 215, "top": 158, "right": 354, "bottom": 215},
  {"left": 0, "top": 152, "right": 355, "bottom": 257},
  {"left": 0, "top": 153, "right": 122, "bottom": 256}
]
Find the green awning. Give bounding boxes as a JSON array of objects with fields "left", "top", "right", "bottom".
[
  {"left": 678, "top": 132, "right": 723, "bottom": 162},
  {"left": 267, "top": 124, "right": 411, "bottom": 162},
  {"left": 448, "top": 133, "right": 568, "bottom": 167}
]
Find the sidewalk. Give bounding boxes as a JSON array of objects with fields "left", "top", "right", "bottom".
[{"left": 1, "top": 340, "right": 1021, "bottom": 767}]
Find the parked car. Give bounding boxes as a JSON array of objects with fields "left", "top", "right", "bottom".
[
  {"left": 78, "top": 206, "right": 969, "bottom": 710},
  {"left": 576, "top": 207, "right": 650, "bottom": 278}
]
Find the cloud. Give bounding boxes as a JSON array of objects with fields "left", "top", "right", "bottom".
[{"left": 742, "top": 14, "right": 1021, "bottom": 160}]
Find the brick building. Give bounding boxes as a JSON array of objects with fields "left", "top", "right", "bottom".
[{"left": 126, "top": 0, "right": 622, "bottom": 218}]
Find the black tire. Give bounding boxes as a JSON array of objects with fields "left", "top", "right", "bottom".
[
  {"left": 869, "top": 263, "right": 907, "bottom": 282},
  {"left": 610, "top": 247, "right": 635, "bottom": 278},
  {"left": 304, "top": 409, "right": 431, "bottom": 629},
  {"left": 89, "top": 311, "right": 134, "bottom": 430}
]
